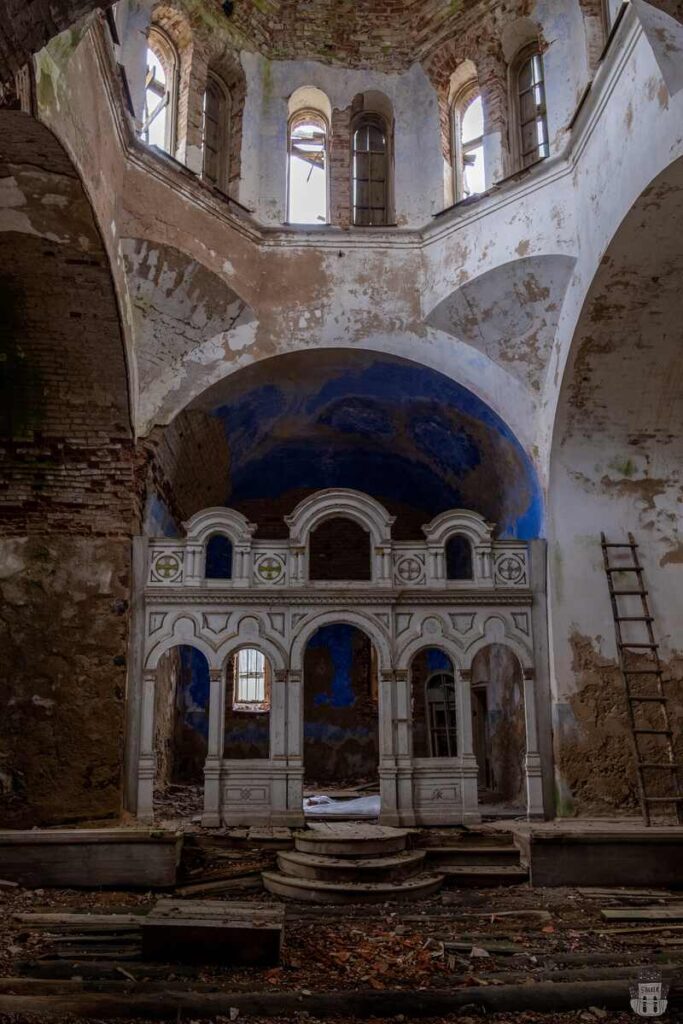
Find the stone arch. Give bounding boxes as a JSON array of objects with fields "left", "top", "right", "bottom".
[
  {"left": 462, "top": 616, "right": 533, "bottom": 672},
  {"left": 396, "top": 630, "right": 464, "bottom": 674},
  {"left": 218, "top": 627, "right": 288, "bottom": 676},
  {"left": 146, "top": 618, "right": 218, "bottom": 670},
  {"left": 290, "top": 609, "right": 392, "bottom": 673},
  {"left": 0, "top": 111, "right": 135, "bottom": 827},
  {"left": 285, "top": 488, "right": 395, "bottom": 549}
]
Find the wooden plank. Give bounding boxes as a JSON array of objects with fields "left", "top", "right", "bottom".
[
  {"left": 601, "top": 906, "right": 683, "bottom": 921},
  {"left": 13, "top": 914, "right": 142, "bottom": 929}
]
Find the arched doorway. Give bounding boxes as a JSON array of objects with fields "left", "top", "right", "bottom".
[
  {"left": 303, "top": 623, "right": 380, "bottom": 818},
  {"left": 470, "top": 644, "right": 526, "bottom": 814},
  {"left": 153, "top": 644, "right": 210, "bottom": 821},
  {"left": 410, "top": 648, "right": 458, "bottom": 759}
]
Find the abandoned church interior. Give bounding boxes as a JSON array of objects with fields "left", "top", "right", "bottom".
[{"left": 0, "top": 0, "right": 682, "bottom": 1019}]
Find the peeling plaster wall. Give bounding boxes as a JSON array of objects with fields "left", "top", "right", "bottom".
[{"left": 548, "top": 157, "right": 683, "bottom": 816}]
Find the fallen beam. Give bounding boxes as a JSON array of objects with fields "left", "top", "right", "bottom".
[{"left": 0, "top": 981, "right": 680, "bottom": 1018}]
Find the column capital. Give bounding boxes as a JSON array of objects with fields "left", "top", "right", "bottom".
[
  {"left": 209, "top": 668, "right": 223, "bottom": 682},
  {"left": 274, "top": 669, "right": 288, "bottom": 683},
  {"left": 459, "top": 668, "right": 472, "bottom": 682}
]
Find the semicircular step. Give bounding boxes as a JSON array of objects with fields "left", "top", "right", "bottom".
[
  {"left": 262, "top": 870, "right": 444, "bottom": 904},
  {"left": 294, "top": 824, "right": 409, "bottom": 858},
  {"left": 277, "top": 848, "right": 426, "bottom": 883}
]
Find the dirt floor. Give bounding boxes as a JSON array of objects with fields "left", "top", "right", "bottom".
[{"left": 1, "top": 830, "right": 682, "bottom": 1021}]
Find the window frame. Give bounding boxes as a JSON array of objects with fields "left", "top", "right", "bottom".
[
  {"left": 286, "top": 108, "right": 330, "bottom": 226},
  {"left": 451, "top": 82, "right": 486, "bottom": 203},
  {"left": 425, "top": 671, "right": 458, "bottom": 758},
  {"left": 201, "top": 71, "right": 231, "bottom": 192},
  {"left": 510, "top": 43, "right": 549, "bottom": 172},
  {"left": 231, "top": 648, "right": 271, "bottom": 710},
  {"left": 142, "top": 27, "right": 179, "bottom": 156},
  {"left": 351, "top": 112, "right": 391, "bottom": 228}
]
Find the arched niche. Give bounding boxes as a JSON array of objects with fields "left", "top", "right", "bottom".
[
  {"left": 309, "top": 516, "right": 372, "bottom": 581},
  {"left": 286, "top": 488, "right": 395, "bottom": 584}
]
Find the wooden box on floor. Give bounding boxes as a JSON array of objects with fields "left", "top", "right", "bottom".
[{"left": 141, "top": 900, "right": 284, "bottom": 965}]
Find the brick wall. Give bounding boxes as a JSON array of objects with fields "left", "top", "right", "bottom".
[{"left": 0, "top": 112, "right": 136, "bottom": 826}]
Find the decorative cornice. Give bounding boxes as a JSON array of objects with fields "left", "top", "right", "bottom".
[{"left": 144, "top": 587, "right": 532, "bottom": 607}]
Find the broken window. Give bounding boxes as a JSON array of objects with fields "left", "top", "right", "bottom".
[
  {"left": 287, "top": 112, "right": 328, "bottom": 224},
  {"left": 205, "top": 533, "right": 233, "bottom": 579},
  {"left": 352, "top": 115, "right": 388, "bottom": 226},
  {"left": 514, "top": 47, "right": 549, "bottom": 169},
  {"left": 202, "top": 73, "right": 230, "bottom": 190},
  {"left": 426, "top": 673, "right": 458, "bottom": 757},
  {"left": 142, "top": 29, "right": 177, "bottom": 154},
  {"left": 233, "top": 648, "right": 270, "bottom": 706},
  {"left": 453, "top": 88, "right": 486, "bottom": 200},
  {"left": 446, "top": 534, "right": 474, "bottom": 580}
]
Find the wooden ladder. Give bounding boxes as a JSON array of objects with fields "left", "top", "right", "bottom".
[{"left": 601, "top": 532, "right": 683, "bottom": 825}]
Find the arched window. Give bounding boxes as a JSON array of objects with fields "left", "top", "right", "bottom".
[
  {"left": 232, "top": 648, "right": 269, "bottom": 705},
  {"left": 513, "top": 45, "right": 549, "bottom": 169},
  {"left": 453, "top": 88, "right": 486, "bottom": 201},
  {"left": 446, "top": 534, "right": 473, "bottom": 580},
  {"left": 205, "top": 533, "right": 233, "bottom": 579},
  {"left": 287, "top": 111, "right": 329, "bottom": 224},
  {"left": 352, "top": 115, "right": 389, "bottom": 226},
  {"left": 142, "top": 28, "right": 178, "bottom": 154},
  {"left": 201, "top": 73, "right": 230, "bottom": 190},
  {"left": 309, "top": 517, "right": 372, "bottom": 581},
  {"left": 426, "top": 672, "right": 458, "bottom": 757}
]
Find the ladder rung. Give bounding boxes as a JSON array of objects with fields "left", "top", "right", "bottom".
[
  {"left": 634, "top": 728, "right": 672, "bottom": 735},
  {"left": 616, "top": 616, "right": 653, "bottom": 622},
  {"left": 607, "top": 566, "right": 642, "bottom": 573},
  {"left": 644, "top": 796, "right": 683, "bottom": 803},
  {"left": 619, "top": 642, "right": 658, "bottom": 649},
  {"left": 639, "top": 762, "right": 682, "bottom": 769},
  {"left": 603, "top": 542, "right": 636, "bottom": 548},
  {"left": 612, "top": 589, "right": 648, "bottom": 595},
  {"left": 624, "top": 669, "right": 661, "bottom": 675},
  {"left": 629, "top": 695, "right": 667, "bottom": 703}
]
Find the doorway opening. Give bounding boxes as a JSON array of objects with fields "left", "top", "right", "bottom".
[
  {"left": 302, "top": 623, "right": 379, "bottom": 819},
  {"left": 153, "top": 644, "right": 209, "bottom": 822},
  {"left": 471, "top": 643, "right": 526, "bottom": 815}
]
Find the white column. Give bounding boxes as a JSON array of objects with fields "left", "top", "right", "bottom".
[
  {"left": 522, "top": 670, "right": 545, "bottom": 818},
  {"left": 270, "top": 669, "right": 289, "bottom": 822},
  {"left": 394, "top": 669, "right": 415, "bottom": 826},
  {"left": 136, "top": 669, "right": 156, "bottom": 822},
  {"left": 458, "top": 669, "right": 481, "bottom": 825},
  {"left": 202, "top": 668, "right": 224, "bottom": 826},
  {"left": 285, "top": 670, "right": 305, "bottom": 823},
  {"left": 378, "top": 670, "right": 399, "bottom": 825}
]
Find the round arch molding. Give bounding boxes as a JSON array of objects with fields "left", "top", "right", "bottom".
[{"left": 289, "top": 608, "right": 393, "bottom": 673}]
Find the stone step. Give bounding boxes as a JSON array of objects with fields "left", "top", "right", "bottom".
[
  {"left": 294, "top": 824, "right": 409, "bottom": 858},
  {"left": 262, "top": 870, "right": 444, "bottom": 904},
  {"left": 440, "top": 865, "right": 529, "bottom": 888},
  {"left": 425, "top": 845, "right": 521, "bottom": 867},
  {"left": 277, "top": 849, "right": 426, "bottom": 883}
]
